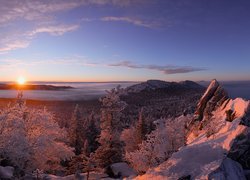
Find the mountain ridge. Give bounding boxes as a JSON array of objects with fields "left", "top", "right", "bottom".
[{"left": 126, "top": 79, "right": 204, "bottom": 93}]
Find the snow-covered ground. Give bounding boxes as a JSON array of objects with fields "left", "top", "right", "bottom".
[{"left": 138, "top": 90, "right": 249, "bottom": 179}]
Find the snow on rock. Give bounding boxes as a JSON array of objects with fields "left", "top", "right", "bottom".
[
  {"left": 0, "top": 166, "right": 14, "bottom": 179},
  {"left": 227, "top": 128, "right": 250, "bottom": 170},
  {"left": 208, "top": 158, "right": 246, "bottom": 180},
  {"left": 109, "top": 162, "right": 137, "bottom": 178},
  {"left": 138, "top": 119, "right": 247, "bottom": 179},
  {"left": 193, "top": 79, "right": 228, "bottom": 122}
]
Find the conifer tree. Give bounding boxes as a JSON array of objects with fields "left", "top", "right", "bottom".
[
  {"left": 69, "top": 104, "right": 84, "bottom": 155},
  {"left": 93, "top": 86, "right": 127, "bottom": 168}
]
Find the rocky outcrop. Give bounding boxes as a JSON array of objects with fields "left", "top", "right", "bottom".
[
  {"left": 228, "top": 129, "right": 250, "bottom": 170},
  {"left": 240, "top": 104, "right": 250, "bottom": 127},
  {"left": 194, "top": 79, "right": 228, "bottom": 122},
  {"left": 187, "top": 79, "right": 228, "bottom": 131}
]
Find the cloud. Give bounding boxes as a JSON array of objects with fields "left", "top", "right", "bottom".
[
  {"left": 0, "top": 40, "right": 30, "bottom": 53},
  {"left": 29, "top": 24, "right": 80, "bottom": 36},
  {"left": 101, "top": 16, "right": 160, "bottom": 28},
  {"left": 0, "top": 0, "right": 149, "bottom": 53},
  {"left": 0, "top": 57, "right": 205, "bottom": 75},
  {"left": 109, "top": 61, "right": 206, "bottom": 74},
  {"left": 0, "top": 56, "right": 99, "bottom": 70},
  {"left": 0, "top": 0, "right": 142, "bottom": 26},
  {"left": 0, "top": 23, "right": 79, "bottom": 53}
]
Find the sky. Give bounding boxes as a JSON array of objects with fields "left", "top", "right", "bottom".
[{"left": 0, "top": 0, "right": 250, "bottom": 82}]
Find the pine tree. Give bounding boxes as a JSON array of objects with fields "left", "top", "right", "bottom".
[
  {"left": 84, "top": 111, "right": 99, "bottom": 153},
  {"left": 69, "top": 104, "right": 84, "bottom": 155},
  {"left": 93, "top": 86, "right": 127, "bottom": 168},
  {"left": 120, "top": 108, "right": 146, "bottom": 153}
]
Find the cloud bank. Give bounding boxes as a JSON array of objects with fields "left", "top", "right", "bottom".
[{"left": 109, "top": 61, "right": 206, "bottom": 74}]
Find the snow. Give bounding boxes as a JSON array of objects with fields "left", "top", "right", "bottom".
[
  {"left": 138, "top": 98, "right": 249, "bottom": 180},
  {"left": 110, "top": 162, "right": 137, "bottom": 178},
  {"left": 46, "top": 172, "right": 109, "bottom": 180},
  {"left": 209, "top": 158, "right": 246, "bottom": 180},
  {"left": 0, "top": 166, "right": 14, "bottom": 179}
]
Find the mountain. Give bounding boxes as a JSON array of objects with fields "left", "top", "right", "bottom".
[
  {"left": 125, "top": 80, "right": 204, "bottom": 93},
  {"left": 0, "top": 84, "right": 73, "bottom": 90},
  {"left": 138, "top": 79, "right": 250, "bottom": 179},
  {"left": 120, "top": 80, "right": 205, "bottom": 128}
]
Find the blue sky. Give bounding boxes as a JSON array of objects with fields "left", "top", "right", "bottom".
[{"left": 0, "top": 0, "right": 250, "bottom": 82}]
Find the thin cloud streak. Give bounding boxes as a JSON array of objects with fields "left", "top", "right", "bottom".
[
  {"left": 0, "top": 24, "right": 79, "bottom": 53},
  {"left": 29, "top": 24, "right": 80, "bottom": 36},
  {"left": 109, "top": 61, "right": 206, "bottom": 74},
  {"left": 0, "top": 58, "right": 205, "bottom": 75},
  {"left": 101, "top": 16, "right": 160, "bottom": 28}
]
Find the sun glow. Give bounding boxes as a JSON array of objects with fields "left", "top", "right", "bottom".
[{"left": 17, "top": 77, "right": 26, "bottom": 85}]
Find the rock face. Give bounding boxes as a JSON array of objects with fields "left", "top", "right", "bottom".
[
  {"left": 240, "top": 104, "right": 250, "bottom": 127},
  {"left": 187, "top": 79, "right": 228, "bottom": 132},
  {"left": 194, "top": 79, "right": 228, "bottom": 122}
]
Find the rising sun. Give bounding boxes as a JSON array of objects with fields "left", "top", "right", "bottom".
[{"left": 17, "top": 77, "right": 26, "bottom": 85}]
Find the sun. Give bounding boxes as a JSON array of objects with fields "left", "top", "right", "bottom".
[{"left": 17, "top": 77, "right": 26, "bottom": 85}]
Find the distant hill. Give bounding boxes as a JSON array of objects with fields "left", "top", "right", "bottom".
[
  {"left": 120, "top": 80, "right": 205, "bottom": 128},
  {"left": 125, "top": 79, "right": 204, "bottom": 93},
  {"left": 0, "top": 84, "right": 73, "bottom": 90}
]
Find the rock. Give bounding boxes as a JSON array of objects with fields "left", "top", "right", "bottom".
[
  {"left": 228, "top": 130, "right": 250, "bottom": 169},
  {"left": 107, "top": 162, "right": 137, "bottom": 178},
  {"left": 240, "top": 104, "right": 250, "bottom": 127},
  {"left": 194, "top": 79, "right": 228, "bottom": 122},
  {"left": 187, "top": 79, "right": 228, "bottom": 131},
  {"left": 208, "top": 158, "right": 246, "bottom": 180},
  {"left": 0, "top": 166, "right": 14, "bottom": 179},
  {"left": 178, "top": 175, "right": 191, "bottom": 180}
]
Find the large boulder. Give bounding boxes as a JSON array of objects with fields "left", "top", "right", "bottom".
[
  {"left": 107, "top": 162, "right": 137, "bottom": 178},
  {"left": 228, "top": 129, "right": 250, "bottom": 170},
  {"left": 0, "top": 166, "right": 14, "bottom": 179},
  {"left": 208, "top": 158, "right": 246, "bottom": 180}
]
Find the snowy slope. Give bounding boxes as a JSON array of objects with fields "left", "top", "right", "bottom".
[{"left": 138, "top": 80, "right": 249, "bottom": 180}]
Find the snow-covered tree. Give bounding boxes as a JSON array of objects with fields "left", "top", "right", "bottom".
[
  {"left": 94, "top": 85, "right": 127, "bottom": 168},
  {"left": 126, "top": 116, "right": 189, "bottom": 173},
  {"left": 0, "top": 101, "right": 74, "bottom": 174}
]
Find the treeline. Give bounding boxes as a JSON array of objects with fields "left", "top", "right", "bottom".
[{"left": 0, "top": 86, "right": 201, "bottom": 178}]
